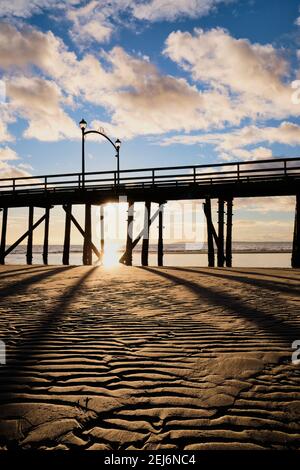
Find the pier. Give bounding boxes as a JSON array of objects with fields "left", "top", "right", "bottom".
[{"left": 0, "top": 157, "right": 299, "bottom": 267}]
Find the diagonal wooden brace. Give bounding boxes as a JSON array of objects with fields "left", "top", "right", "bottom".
[
  {"left": 203, "top": 201, "right": 226, "bottom": 264},
  {"left": 63, "top": 205, "right": 100, "bottom": 259},
  {"left": 4, "top": 213, "right": 46, "bottom": 258},
  {"left": 119, "top": 206, "right": 161, "bottom": 264}
]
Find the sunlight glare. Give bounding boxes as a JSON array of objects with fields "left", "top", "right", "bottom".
[{"left": 101, "top": 242, "right": 121, "bottom": 267}]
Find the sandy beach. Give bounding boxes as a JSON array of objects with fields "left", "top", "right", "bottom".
[{"left": 0, "top": 265, "right": 299, "bottom": 450}]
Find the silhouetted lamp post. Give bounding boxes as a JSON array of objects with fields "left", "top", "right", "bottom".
[{"left": 79, "top": 118, "right": 121, "bottom": 188}]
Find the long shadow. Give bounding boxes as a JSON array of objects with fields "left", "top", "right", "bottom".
[
  {"left": 0, "top": 266, "right": 44, "bottom": 277},
  {"left": 167, "top": 267, "right": 300, "bottom": 297},
  {"left": 0, "top": 266, "right": 98, "bottom": 410},
  {"left": 140, "top": 267, "right": 300, "bottom": 344},
  {"left": 217, "top": 268, "right": 300, "bottom": 283},
  {"left": 0, "top": 266, "right": 76, "bottom": 300},
  {"left": 0, "top": 266, "right": 56, "bottom": 281}
]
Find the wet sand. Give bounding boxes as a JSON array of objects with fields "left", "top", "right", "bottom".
[{"left": 0, "top": 265, "right": 299, "bottom": 450}]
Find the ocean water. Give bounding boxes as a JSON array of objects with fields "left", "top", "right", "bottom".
[{"left": 3, "top": 242, "right": 293, "bottom": 268}]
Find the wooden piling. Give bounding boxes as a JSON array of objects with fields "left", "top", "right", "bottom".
[
  {"left": 83, "top": 203, "right": 92, "bottom": 265},
  {"left": 63, "top": 204, "right": 72, "bottom": 265},
  {"left": 158, "top": 203, "right": 164, "bottom": 267},
  {"left": 217, "top": 199, "right": 225, "bottom": 267},
  {"left": 26, "top": 206, "right": 34, "bottom": 265},
  {"left": 43, "top": 207, "right": 50, "bottom": 265},
  {"left": 0, "top": 207, "right": 8, "bottom": 265},
  {"left": 141, "top": 201, "right": 151, "bottom": 266},
  {"left": 226, "top": 198, "right": 233, "bottom": 268},
  {"left": 124, "top": 200, "right": 134, "bottom": 266},
  {"left": 292, "top": 193, "right": 300, "bottom": 268},
  {"left": 100, "top": 205, "right": 104, "bottom": 256},
  {"left": 204, "top": 198, "right": 215, "bottom": 267}
]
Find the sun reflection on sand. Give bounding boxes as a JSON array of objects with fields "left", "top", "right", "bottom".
[{"left": 101, "top": 242, "right": 121, "bottom": 267}]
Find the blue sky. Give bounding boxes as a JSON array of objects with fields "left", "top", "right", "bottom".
[{"left": 0, "top": 0, "right": 299, "bottom": 244}]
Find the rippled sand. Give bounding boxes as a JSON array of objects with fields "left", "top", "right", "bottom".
[{"left": 0, "top": 265, "right": 299, "bottom": 450}]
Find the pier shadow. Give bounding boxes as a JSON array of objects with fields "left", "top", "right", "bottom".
[
  {"left": 217, "top": 268, "right": 300, "bottom": 283},
  {"left": 167, "top": 267, "right": 300, "bottom": 297},
  {"left": 0, "top": 266, "right": 98, "bottom": 410},
  {"left": 141, "top": 267, "right": 300, "bottom": 345},
  {"left": 0, "top": 266, "right": 76, "bottom": 300},
  {"left": 0, "top": 265, "right": 58, "bottom": 281}
]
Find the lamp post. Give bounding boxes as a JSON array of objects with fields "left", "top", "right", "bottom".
[
  {"left": 79, "top": 119, "right": 87, "bottom": 188},
  {"left": 79, "top": 118, "right": 121, "bottom": 188}
]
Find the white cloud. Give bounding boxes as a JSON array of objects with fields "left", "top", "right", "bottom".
[
  {"left": 0, "top": 23, "right": 234, "bottom": 139},
  {"left": 161, "top": 121, "right": 300, "bottom": 160},
  {"left": 232, "top": 218, "right": 294, "bottom": 242},
  {"left": 66, "top": 1, "right": 115, "bottom": 45},
  {"left": 0, "top": 1, "right": 237, "bottom": 46},
  {"left": 133, "top": 0, "right": 234, "bottom": 21},
  {"left": 164, "top": 28, "right": 296, "bottom": 121},
  {"left": 0, "top": 145, "right": 32, "bottom": 178},
  {"left": 7, "top": 76, "right": 78, "bottom": 141},
  {"left": 1, "top": 22, "right": 300, "bottom": 143},
  {"left": 236, "top": 196, "right": 294, "bottom": 214},
  {"left": 0, "top": 146, "right": 18, "bottom": 161},
  {"left": 0, "top": 161, "right": 32, "bottom": 178},
  {"left": 0, "top": 118, "right": 13, "bottom": 143},
  {"left": 0, "top": 0, "right": 80, "bottom": 19}
]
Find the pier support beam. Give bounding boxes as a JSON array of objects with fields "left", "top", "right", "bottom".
[
  {"left": 100, "top": 205, "right": 105, "bottom": 257},
  {"left": 292, "top": 193, "right": 300, "bottom": 268},
  {"left": 158, "top": 203, "right": 164, "bottom": 267},
  {"left": 63, "top": 204, "right": 72, "bottom": 265},
  {"left": 63, "top": 206, "right": 100, "bottom": 259},
  {"left": 26, "top": 206, "right": 34, "bottom": 265},
  {"left": 83, "top": 203, "right": 92, "bottom": 265},
  {"left": 0, "top": 208, "right": 8, "bottom": 265},
  {"left": 124, "top": 200, "right": 134, "bottom": 266},
  {"left": 119, "top": 205, "right": 161, "bottom": 264},
  {"left": 204, "top": 198, "right": 215, "bottom": 267},
  {"left": 43, "top": 207, "right": 50, "bottom": 265},
  {"left": 141, "top": 201, "right": 151, "bottom": 266},
  {"left": 5, "top": 213, "right": 46, "bottom": 260},
  {"left": 226, "top": 198, "right": 233, "bottom": 268},
  {"left": 217, "top": 199, "right": 225, "bottom": 267}
]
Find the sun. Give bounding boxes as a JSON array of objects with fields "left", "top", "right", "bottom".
[
  {"left": 101, "top": 242, "right": 121, "bottom": 267},
  {"left": 98, "top": 203, "right": 126, "bottom": 267}
]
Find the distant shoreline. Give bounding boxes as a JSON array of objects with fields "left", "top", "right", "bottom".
[{"left": 144, "top": 250, "right": 292, "bottom": 254}]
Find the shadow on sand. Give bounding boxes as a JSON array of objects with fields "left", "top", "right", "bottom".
[
  {"left": 0, "top": 266, "right": 98, "bottom": 410},
  {"left": 140, "top": 267, "right": 300, "bottom": 345}
]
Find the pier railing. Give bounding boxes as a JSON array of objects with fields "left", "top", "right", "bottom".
[{"left": 0, "top": 157, "right": 299, "bottom": 194}]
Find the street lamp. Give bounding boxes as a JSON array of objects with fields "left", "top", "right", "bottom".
[{"left": 79, "top": 118, "right": 121, "bottom": 188}]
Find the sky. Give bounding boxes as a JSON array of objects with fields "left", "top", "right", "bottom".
[{"left": 0, "top": 0, "right": 299, "bottom": 246}]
